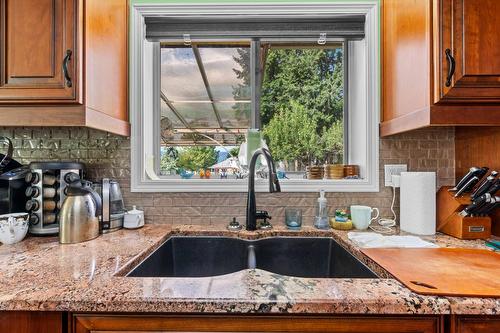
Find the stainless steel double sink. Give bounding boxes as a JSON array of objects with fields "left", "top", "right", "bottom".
[{"left": 127, "top": 236, "right": 377, "bottom": 279}]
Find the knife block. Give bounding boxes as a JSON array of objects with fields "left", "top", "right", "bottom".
[{"left": 437, "top": 187, "right": 491, "bottom": 239}]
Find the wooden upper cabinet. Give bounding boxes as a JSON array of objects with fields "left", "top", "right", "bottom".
[
  {"left": 438, "top": 0, "right": 500, "bottom": 103},
  {"left": 0, "top": 0, "right": 79, "bottom": 103},
  {"left": 0, "top": 0, "right": 129, "bottom": 136},
  {"left": 381, "top": 0, "right": 500, "bottom": 137}
]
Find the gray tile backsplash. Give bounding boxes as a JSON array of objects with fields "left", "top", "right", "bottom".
[{"left": 0, "top": 126, "right": 455, "bottom": 226}]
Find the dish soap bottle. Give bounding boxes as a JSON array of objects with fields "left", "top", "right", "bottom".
[{"left": 314, "top": 190, "right": 329, "bottom": 229}]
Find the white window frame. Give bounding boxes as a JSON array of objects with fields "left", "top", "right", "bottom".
[{"left": 130, "top": 2, "right": 379, "bottom": 193}]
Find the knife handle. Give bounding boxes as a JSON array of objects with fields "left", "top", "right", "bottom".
[
  {"left": 477, "top": 200, "right": 499, "bottom": 216},
  {"left": 471, "top": 175, "right": 496, "bottom": 200},
  {"left": 487, "top": 179, "right": 500, "bottom": 196},
  {"left": 454, "top": 176, "right": 479, "bottom": 197},
  {"left": 461, "top": 193, "right": 491, "bottom": 216},
  {"left": 451, "top": 167, "right": 480, "bottom": 192}
]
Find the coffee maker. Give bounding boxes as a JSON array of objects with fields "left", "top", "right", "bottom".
[
  {"left": 0, "top": 137, "right": 28, "bottom": 215},
  {"left": 92, "top": 178, "right": 125, "bottom": 233},
  {"left": 0, "top": 166, "right": 30, "bottom": 215}
]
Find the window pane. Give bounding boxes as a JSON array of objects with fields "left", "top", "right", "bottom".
[
  {"left": 158, "top": 42, "right": 347, "bottom": 181},
  {"left": 261, "top": 45, "right": 344, "bottom": 179},
  {"left": 161, "top": 99, "right": 185, "bottom": 128},
  {"left": 172, "top": 102, "right": 220, "bottom": 128},
  {"left": 216, "top": 102, "right": 251, "bottom": 128},
  {"left": 198, "top": 46, "right": 251, "bottom": 101},
  {"left": 161, "top": 47, "right": 209, "bottom": 101}
]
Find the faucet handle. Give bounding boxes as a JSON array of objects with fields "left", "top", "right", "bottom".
[
  {"left": 256, "top": 210, "right": 271, "bottom": 220},
  {"left": 256, "top": 210, "right": 273, "bottom": 230},
  {"left": 227, "top": 217, "right": 242, "bottom": 231}
]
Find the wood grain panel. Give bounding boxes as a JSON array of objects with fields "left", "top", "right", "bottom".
[
  {"left": 455, "top": 126, "right": 500, "bottom": 236},
  {"left": 452, "top": 316, "right": 500, "bottom": 333},
  {"left": 72, "top": 314, "right": 440, "bottom": 333},
  {"left": 382, "top": 0, "right": 431, "bottom": 122},
  {"left": 429, "top": 105, "right": 500, "bottom": 125},
  {"left": 85, "top": 106, "right": 130, "bottom": 136},
  {"left": 362, "top": 248, "right": 500, "bottom": 297},
  {"left": 439, "top": 0, "right": 500, "bottom": 102},
  {"left": 0, "top": 0, "right": 79, "bottom": 102},
  {"left": 0, "top": 311, "right": 63, "bottom": 333},
  {"left": 8, "top": 0, "right": 54, "bottom": 78},
  {"left": 85, "top": 0, "right": 128, "bottom": 122},
  {"left": 0, "top": 105, "right": 85, "bottom": 125},
  {"left": 455, "top": 127, "right": 500, "bottom": 179},
  {"left": 381, "top": 0, "right": 500, "bottom": 136},
  {"left": 462, "top": 0, "right": 500, "bottom": 76},
  {"left": 0, "top": 0, "right": 128, "bottom": 135}
]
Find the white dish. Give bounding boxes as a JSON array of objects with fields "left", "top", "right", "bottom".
[{"left": 0, "top": 213, "right": 29, "bottom": 245}]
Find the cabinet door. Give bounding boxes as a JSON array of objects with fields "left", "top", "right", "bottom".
[
  {"left": 453, "top": 316, "right": 500, "bottom": 333},
  {"left": 0, "top": 0, "right": 79, "bottom": 103},
  {"left": 72, "top": 315, "right": 440, "bottom": 333},
  {"left": 0, "top": 311, "right": 63, "bottom": 333},
  {"left": 438, "top": 0, "right": 500, "bottom": 103}
]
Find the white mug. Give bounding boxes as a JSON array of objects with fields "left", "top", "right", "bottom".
[{"left": 350, "top": 205, "right": 379, "bottom": 230}]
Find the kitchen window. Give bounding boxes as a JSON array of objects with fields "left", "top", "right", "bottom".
[{"left": 131, "top": 2, "right": 379, "bottom": 192}]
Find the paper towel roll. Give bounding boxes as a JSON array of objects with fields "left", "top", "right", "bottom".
[{"left": 400, "top": 172, "right": 436, "bottom": 235}]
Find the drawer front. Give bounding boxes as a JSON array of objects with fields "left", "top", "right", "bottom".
[{"left": 72, "top": 314, "right": 440, "bottom": 333}]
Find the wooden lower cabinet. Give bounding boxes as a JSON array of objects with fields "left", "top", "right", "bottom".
[
  {"left": 2, "top": 312, "right": 500, "bottom": 333},
  {"left": 0, "top": 311, "right": 63, "bottom": 333},
  {"left": 451, "top": 316, "right": 500, "bottom": 333},
  {"left": 71, "top": 314, "right": 441, "bottom": 333}
]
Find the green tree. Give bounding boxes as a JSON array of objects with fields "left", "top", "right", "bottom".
[
  {"left": 177, "top": 146, "right": 217, "bottom": 171},
  {"left": 229, "top": 146, "right": 240, "bottom": 157},
  {"left": 263, "top": 101, "right": 323, "bottom": 166},
  {"left": 160, "top": 147, "right": 179, "bottom": 173},
  {"left": 321, "top": 120, "right": 344, "bottom": 163},
  {"left": 231, "top": 46, "right": 344, "bottom": 166},
  {"left": 261, "top": 48, "right": 343, "bottom": 128}
]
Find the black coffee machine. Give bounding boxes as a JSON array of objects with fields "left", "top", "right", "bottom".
[
  {"left": 0, "top": 137, "right": 27, "bottom": 214},
  {"left": 0, "top": 166, "right": 29, "bottom": 214}
]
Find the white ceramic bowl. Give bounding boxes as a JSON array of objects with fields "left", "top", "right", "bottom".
[{"left": 0, "top": 213, "right": 29, "bottom": 245}]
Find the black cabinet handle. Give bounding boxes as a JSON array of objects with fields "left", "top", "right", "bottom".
[
  {"left": 63, "top": 49, "right": 72, "bottom": 88},
  {"left": 445, "top": 48, "right": 455, "bottom": 87}
]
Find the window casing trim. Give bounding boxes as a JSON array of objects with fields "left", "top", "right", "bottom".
[{"left": 131, "top": 2, "right": 379, "bottom": 193}]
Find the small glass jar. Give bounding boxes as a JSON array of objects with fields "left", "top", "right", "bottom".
[{"left": 285, "top": 208, "right": 302, "bottom": 230}]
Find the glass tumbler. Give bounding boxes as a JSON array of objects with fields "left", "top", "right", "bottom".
[{"left": 285, "top": 208, "right": 303, "bottom": 230}]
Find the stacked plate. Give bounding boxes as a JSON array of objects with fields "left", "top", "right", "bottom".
[
  {"left": 325, "top": 164, "right": 345, "bottom": 179},
  {"left": 306, "top": 166, "right": 324, "bottom": 180},
  {"left": 344, "top": 165, "right": 360, "bottom": 178}
]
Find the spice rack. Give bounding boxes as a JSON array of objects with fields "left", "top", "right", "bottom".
[{"left": 26, "top": 162, "right": 85, "bottom": 235}]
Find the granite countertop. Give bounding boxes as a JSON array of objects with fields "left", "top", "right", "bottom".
[{"left": 0, "top": 224, "right": 498, "bottom": 315}]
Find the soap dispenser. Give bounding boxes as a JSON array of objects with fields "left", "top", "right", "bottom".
[{"left": 314, "top": 190, "right": 329, "bottom": 229}]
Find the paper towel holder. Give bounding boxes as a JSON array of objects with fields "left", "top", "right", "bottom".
[{"left": 436, "top": 186, "right": 491, "bottom": 240}]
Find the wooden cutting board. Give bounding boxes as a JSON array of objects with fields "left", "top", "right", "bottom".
[{"left": 361, "top": 248, "right": 500, "bottom": 297}]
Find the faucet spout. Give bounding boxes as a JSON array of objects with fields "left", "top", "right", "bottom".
[{"left": 246, "top": 148, "right": 281, "bottom": 231}]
